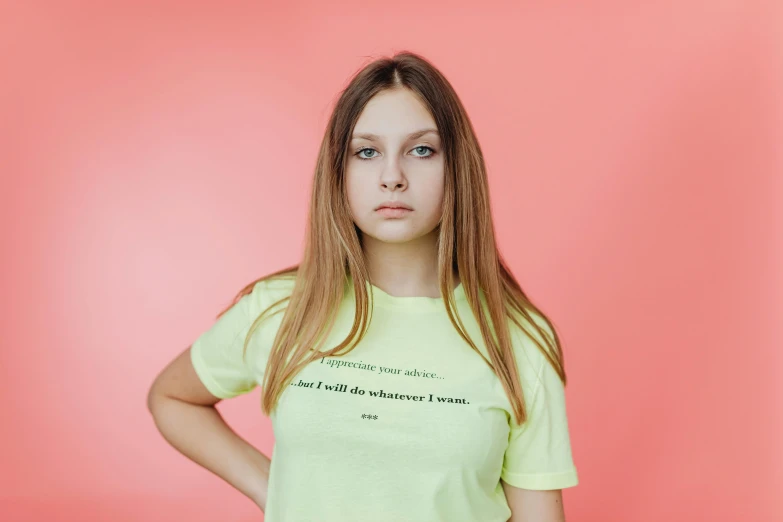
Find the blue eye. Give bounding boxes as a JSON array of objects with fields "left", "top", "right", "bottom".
[
  {"left": 354, "top": 146, "right": 436, "bottom": 161},
  {"left": 356, "top": 148, "right": 379, "bottom": 160},
  {"left": 412, "top": 146, "right": 435, "bottom": 158}
]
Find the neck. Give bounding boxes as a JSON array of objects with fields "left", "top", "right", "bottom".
[{"left": 360, "top": 229, "right": 459, "bottom": 298}]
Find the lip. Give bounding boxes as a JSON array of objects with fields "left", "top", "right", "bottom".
[
  {"left": 376, "top": 207, "right": 412, "bottom": 218},
  {"left": 375, "top": 201, "right": 413, "bottom": 211}
]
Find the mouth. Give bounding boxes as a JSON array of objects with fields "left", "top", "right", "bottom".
[
  {"left": 376, "top": 206, "right": 413, "bottom": 218},
  {"left": 375, "top": 202, "right": 413, "bottom": 211}
]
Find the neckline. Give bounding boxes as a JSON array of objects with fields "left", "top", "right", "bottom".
[{"left": 347, "top": 275, "right": 466, "bottom": 312}]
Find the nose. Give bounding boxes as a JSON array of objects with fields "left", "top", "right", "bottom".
[{"left": 380, "top": 158, "right": 407, "bottom": 191}]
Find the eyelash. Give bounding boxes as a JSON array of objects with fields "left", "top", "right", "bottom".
[{"left": 353, "top": 145, "right": 437, "bottom": 161}]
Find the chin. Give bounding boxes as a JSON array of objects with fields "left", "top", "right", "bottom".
[
  {"left": 367, "top": 231, "right": 418, "bottom": 244},
  {"left": 361, "top": 223, "right": 437, "bottom": 245}
]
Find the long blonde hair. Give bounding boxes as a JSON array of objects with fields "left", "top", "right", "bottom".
[{"left": 219, "top": 51, "right": 568, "bottom": 425}]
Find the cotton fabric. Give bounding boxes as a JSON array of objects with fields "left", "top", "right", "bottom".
[{"left": 190, "top": 276, "right": 578, "bottom": 521}]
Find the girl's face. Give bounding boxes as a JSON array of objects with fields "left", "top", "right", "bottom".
[{"left": 345, "top": 88, "right": 445, "bottom": 245}]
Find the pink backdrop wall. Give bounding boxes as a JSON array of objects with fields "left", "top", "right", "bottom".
[{"left": 2, "top": 2, "right": 780, "bottom": 521}]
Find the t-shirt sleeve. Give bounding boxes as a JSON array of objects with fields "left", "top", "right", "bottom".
[
  {"left": 189, "top": 281, "right": 267, "bottom": 399},
  {"left": 500, "top": 317, "right": 579, "bottom": 490}
]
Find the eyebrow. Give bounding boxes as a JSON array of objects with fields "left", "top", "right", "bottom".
[{"left": 351, "top": 128, "right": 440, "bottom": 141}]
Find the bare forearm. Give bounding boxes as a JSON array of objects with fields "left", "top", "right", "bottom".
[{"left": 149, "top": 396, "right": 270, "bottom": 509}]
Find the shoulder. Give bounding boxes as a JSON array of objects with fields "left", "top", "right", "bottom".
[
  {"left": 244, "top": 274, "right": 298, "bottom": 317},
  {"left": 510, "top": 308, "right": 556, "bottom": 357},
  {"left": 508, "top": 307, "right": 559, "bottom": 393}
]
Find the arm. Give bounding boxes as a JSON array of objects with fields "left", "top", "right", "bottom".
[
  {"left": 502, "top": 479, "right": 566, "bottom": 522},
  {"left": 147, "top": 346, "right": 270, "bottom": 511}
]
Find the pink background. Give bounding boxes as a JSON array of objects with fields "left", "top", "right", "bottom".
[{"left": 2, "top": 1, "right": 780, "bottom": 521}]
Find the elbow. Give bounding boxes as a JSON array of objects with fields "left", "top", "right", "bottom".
[{"left": 146, "top": 378, "right": 166, "bottom": 416}]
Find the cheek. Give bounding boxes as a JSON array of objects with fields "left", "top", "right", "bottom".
[
  {"left": 344, "top": 171, "right": 371, "bottom": 216},
  {"left": 420, "top": 177, "right": 446, "bottom": 215}
]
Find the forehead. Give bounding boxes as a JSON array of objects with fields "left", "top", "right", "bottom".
[{"left": 351, "top": 89, "right": 439, "bottom": 141}]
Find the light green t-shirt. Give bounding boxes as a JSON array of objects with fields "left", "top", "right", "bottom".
[{"left": 190, "top": 275, "right": 578, "bottom": 521}]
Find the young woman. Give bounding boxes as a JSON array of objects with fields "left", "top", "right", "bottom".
[{"left": 148, "top": 51, "right": 579, "bottom": 522}]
